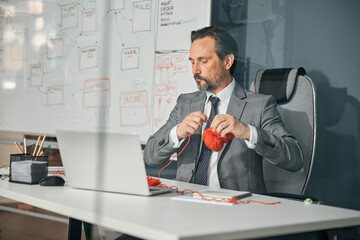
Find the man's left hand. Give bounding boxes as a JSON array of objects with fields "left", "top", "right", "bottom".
[{"left": 211, "top": 114, "right": 250, "bottom": 140}]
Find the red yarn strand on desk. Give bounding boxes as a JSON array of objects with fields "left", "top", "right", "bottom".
[{"left": 147, "top": 178, "right": 280, "bottom": 205}]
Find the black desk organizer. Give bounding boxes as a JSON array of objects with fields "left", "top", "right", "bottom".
[{"left": 9, "top": 154, "right": 48, "bottom": 184}]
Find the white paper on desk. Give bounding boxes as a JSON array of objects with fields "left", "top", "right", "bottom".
[
  {"left": 172, "top": 194, "right": 255, "bottom": 206},
  {"left": 172, "top": 195, "right": 234, "bottom": 206},
  {"left": 172, "top": 189, "right": 254, "bottom": 206}
]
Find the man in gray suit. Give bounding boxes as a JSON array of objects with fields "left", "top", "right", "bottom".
[{"left": 144, "top": 26, "right": 303, "bottom": 194}]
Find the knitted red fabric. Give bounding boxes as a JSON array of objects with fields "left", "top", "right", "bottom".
[{"left": 202, "top": 128, "right": 235, "bottom": 152}]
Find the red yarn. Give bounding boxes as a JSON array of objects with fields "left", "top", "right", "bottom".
[
  {"left": 202, "top": 128, "right": 234, "bottom": 152},
  {"left": 147, "top": 176, "right": 161, "bottom": 186},
  {"left": 146, "top": 134, "right": 281, "bottom": 206}
]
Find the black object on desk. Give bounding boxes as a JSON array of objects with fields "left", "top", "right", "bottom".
[
  {"left": 9, "top": 154, "right": 48, "bottom": 184},
  {"left": 39, "top": 175, "right": 65, "bottom": 186}
]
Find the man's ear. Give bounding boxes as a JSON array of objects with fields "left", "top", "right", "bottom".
[{"left": 224, "top": 54, "right": 235, "bottom": 71}]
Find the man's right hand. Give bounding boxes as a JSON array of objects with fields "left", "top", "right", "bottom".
[{"left": 176, "top": 111, "right": 207, "bottom": 140}]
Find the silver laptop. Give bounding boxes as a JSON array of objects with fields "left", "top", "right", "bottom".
[{"left": 56, "top": 130, "right": 171, "bottom": 196}]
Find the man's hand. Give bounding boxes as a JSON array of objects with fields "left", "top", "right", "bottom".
[
  {"left": 211, "top": 114, "right": 250, "bottom": 140},
  {"left": 177, "top": 111, "right": 207, "bottom": 140}
]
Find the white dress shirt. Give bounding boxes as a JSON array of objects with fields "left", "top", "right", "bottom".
[{"left": 169, "top": 79, "right": 258, "bottom": 188}]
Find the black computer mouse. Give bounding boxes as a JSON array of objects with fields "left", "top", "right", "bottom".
[{"left": 39, "top": 175, "right": 65, "bottom": 186}]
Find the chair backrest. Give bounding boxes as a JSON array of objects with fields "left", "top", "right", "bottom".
[{"left": 250, "top": 68, "right": 316, "bottom": 195}]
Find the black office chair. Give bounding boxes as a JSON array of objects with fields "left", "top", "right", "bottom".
[{"left": 250, "top": 67, "right": 317, "bottom": 202}]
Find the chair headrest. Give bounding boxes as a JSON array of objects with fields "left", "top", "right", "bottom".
[{"left": 254, "top": 67, "right": 306, "bottom": 103}]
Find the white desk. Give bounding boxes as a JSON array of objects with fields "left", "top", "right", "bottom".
[{"left": 0, "top": 179, "right": 359, "bottom": 240}]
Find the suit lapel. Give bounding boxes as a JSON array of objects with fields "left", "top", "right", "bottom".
[
  {"left": 226, "top": 82, "right": 247, "bottom": 119},
  {"left": 219, "top": 82, "right": 247, "bottom": 159}
]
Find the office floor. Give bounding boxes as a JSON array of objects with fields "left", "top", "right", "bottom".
[
  {"left": 0, "top": 201, "right": 122, "bottom": 240},
  {"left": 0, "top": 201, "right": 83, "bottom": 240},
  {"left": 0, "top": 212, "right": 68, "bottom": 240},
  {"left": 0, "top": 203, "right": 69, "bottom": 240}
]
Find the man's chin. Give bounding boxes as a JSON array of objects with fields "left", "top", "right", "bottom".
[{"left": 196, "top": 81, "right": 209, "bottom": 91}]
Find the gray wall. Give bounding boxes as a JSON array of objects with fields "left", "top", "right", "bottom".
[{"left": 213, "top": 0, "right": 360, "bottom": 210}]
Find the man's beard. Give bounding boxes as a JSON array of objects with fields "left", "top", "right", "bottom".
[{"left": 194, "top": 73, "right": 222, "bottom": 92}]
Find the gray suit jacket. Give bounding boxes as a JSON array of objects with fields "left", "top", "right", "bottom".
[{"left": 144, "top": 82, "right": 303, "bottom": 194}]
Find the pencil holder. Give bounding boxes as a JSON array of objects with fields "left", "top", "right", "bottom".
[{"left": 9, "top": 154, "right": 49, "bottom": 184}]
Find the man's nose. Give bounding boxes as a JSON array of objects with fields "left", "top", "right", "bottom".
[{"left": 192, "top": 62, "right": 201, "bottom": 75}]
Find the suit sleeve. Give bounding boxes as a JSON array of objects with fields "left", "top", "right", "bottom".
[
  {"left": 253, "top": 95, "right": 304, "bottom": 171},
  {"left": 144, "top": 98, "right": 181, "bottom": 166}
]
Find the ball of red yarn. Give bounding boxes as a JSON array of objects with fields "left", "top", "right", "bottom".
[{"left": 202, "top": 128, "right": 235, "bottom": 152}]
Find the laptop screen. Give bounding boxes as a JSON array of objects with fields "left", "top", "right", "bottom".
[{"left": 56, "top": 130, "right": 157, "bottom": 196}]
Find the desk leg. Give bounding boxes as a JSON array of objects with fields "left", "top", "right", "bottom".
[
  {"left": 68, "top": 218, "right": 82, "bottom": 240},
  {"left": 68, "top": 218, "right": 100, "bottom": 240},
  {"left": 83, "top": 222, "right": 100, "bottom": 240}
]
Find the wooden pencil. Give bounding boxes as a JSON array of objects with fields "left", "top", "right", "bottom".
[
  {"left": 36, "top": 135, "right": 46, "bottom": 156},
  {"left": 32, "top": 136, "right": 41, "bottom": 156},
  {"left": 24, "top": 137, "right": 27, "bottom": 154},
  {"left": 14, "top": 141, "right": 23, "bottom": 154}
]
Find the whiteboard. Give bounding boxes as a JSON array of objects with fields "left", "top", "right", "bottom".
[
  {"left": 156, "top": 0, "right": 212, "bottom": 51},
  {"left": 0, "top": 0, "right": 211, "bottom": 142},
  {"left": 153, "top": 0, "right": 211, "bottom": 132}
]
